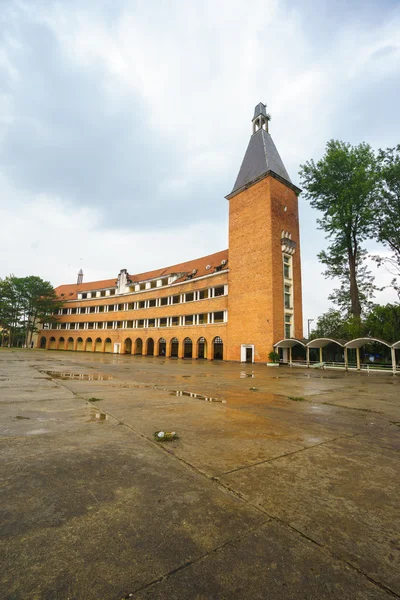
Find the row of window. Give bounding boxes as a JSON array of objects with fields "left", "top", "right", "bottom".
[
  {"left": 57, "top": 286, "right": 227, "bottom": 316},
  {"left": 283, "top": 254, "right": 293, "bottom": 338},
  {"left": 77, "top": 267, "right": 227, "bottom": 300},
  {"left": 47, "top": 311, "right": 228, "bottom": 330}
]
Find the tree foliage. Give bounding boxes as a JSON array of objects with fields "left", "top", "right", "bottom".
[
  {"left": 310, "top": 309, "right": 364, "bottom": 341},
  {"left": 364, "top": 303, "right": 400, "bottom": 344},
  {"left": 311, "top": 303, "right": 400, "bottom": 343},
  {"left": 373, "top": 145, "right": 400, "bottom": 298},
  {"left": 0, "top": 275, "right": 62, "bottom": 347},
  {"left": 300, "top": 140, "right": 378, "bottom": 317}
]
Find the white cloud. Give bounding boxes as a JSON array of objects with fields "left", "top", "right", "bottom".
[{"left": 0, "top": 0, "right": 399, "bottom": 323}]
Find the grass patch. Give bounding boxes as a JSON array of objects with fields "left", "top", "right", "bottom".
[
  {"left": 249, "top": 387, "right": 258, "bottom": 391},
  {"left": 15, "top": 415, "right": 30, "bottom": 420},
  {"left": 288, "top": 396, "right": 307, "bottom": 402},
  {"left": 88, "top": 397, "right": 103, "bottom": 402}
]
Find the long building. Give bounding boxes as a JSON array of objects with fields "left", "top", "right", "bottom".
[{"left": 38, "top": 102, "right": 303, "bottom": 362}]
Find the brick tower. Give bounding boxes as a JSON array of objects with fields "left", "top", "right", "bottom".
[{"left": 226, "top": 102, "right": 303, "bottom": 362}]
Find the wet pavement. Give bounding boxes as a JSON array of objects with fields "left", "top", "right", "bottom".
[{"left": 0, "top": 348, "right": 399, "bottom": 599}]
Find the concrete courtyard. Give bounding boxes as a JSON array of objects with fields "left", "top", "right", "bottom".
[{"left": 1, "top": 348, "right": 399, "bottom": 599}]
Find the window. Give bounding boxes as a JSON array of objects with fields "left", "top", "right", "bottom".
[
  {"left": 171, "top": 316, "right": 179, "bottom": 327},
  {"left": 108, "top": 304, "right": 115, "bottom": 312},
  {"left": 118, "top": 304, "right": 124, "bottom": 311},
  {"left": 199, "top": 289, "right": 208, "bottom": 300},
  {"left": 89, "top": 306, "right": 96, "bottom": 313},
  {"left": 71, "top": 308, "right": 77, "bottom": 315},
  {"left": 198, "top": 313, "right": 207, "bottom": 324},
  {"left": 160, "top": 297, "right": 168, "bottom": 306},
  {"left": 139, "top": 301, "right": 146, "bottom": 309},
  {"left": 283, "top": 255, "right": 291, "bottom": 280},
  {"left": 149, "top": 299, "right": 157, "bottom": 308},
  {"left": 284, "top": 285, "right": 292, "bottom": 309},
  {"left": 128, "top": 302, "right": 135, "bottom": 310},
  {"left": 98, "top": 306, "right": 105, "bottom": 313},
  {"left": 81, "top": 293, "right": 87, "bottom": 299},
  {"left": 214, "top": 286, "right": 224, "bottom": 297},
  {"left": 138, "top": 320, "right": 144, "bottom": 328},
  {"left": 185, "top": 292, "right": 194, "bottom": 302},
  {"left": 110, "top": 290, "right": 116, "bottom": 295},
  {"left": 185, "top": 315, "right": 194, "bottom": 325},
  {"left": 106, "top": 321, "right": 113, "bottom": 329},
  {"left": 214, "top": 311, "right": 224, "bottom": 323},
  {"left": 160, "top": 317, "right": 167, "bottom": 327},
  {"left": 126, "top": 320, "right": 134, "bottom": 328},
  {"left": 172, "top": 295, "right": 180, "bottom": 305},
  {"left": 148, "top": 319, "right": 156, "bottom": 328},
  {"left": 285, "top": 314, "right": 292, "bottom": 338}
]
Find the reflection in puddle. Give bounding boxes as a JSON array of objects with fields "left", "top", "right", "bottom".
[
  {"left": 87, "top": 410, "right": 108, "bottom": 422},
  {"left": 175, "top": 390, "right": 226, "bottom": 403},
  {"left": 240, "top": 372, "right": 255, "bottom": 379},
  {"left": 26, "top": 429, "right": 49, "bottom": 435},
  {"left": 44, "top": 371, "right": 113, "bottom": 381}
]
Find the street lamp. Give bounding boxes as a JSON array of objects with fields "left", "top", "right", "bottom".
[{"left": 307, "top": 319, "right": 314, "bottom": 339}]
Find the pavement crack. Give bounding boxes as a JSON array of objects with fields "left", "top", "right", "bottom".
[
  {"left": 123, "top": 518, "right": 270, "bottom": 598},
  {"left": 220, "top": 433, "right": 359, "bottom": 476}
]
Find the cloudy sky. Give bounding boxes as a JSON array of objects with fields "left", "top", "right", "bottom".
[{"left": 1, "top": 0, "right": 399, "bottom": 330}]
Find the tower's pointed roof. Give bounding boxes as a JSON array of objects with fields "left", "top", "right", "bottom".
[{"left": 226, "top": 102, "right": 300, "bottom": 199}]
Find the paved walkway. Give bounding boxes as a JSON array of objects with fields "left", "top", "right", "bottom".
[{"left": 1, "top": 349, "right": 399, "bottom": 599}]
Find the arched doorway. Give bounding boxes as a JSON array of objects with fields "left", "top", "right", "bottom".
[
  {"left": 134, "top": 338, "right": 143, "bottom": 355},
  {"left": 67, "top": 337, "right": 74, "bottom": 351},
  {"left": 76, "top": 337, "right": 83, "bottom": 351},
  {"left": 147, "top": 338, "right": 155, "bottom": 356},
  {"left": 49, "top": 337, "right": 56, "bottom": 350},
  {"left": 95, "top": 337, "right": 102, "bottom": 352},
  {"left": 40, "top": 336, "right": 46, "bottom": 349},
  {"left": 213, "top": 336, "right": 223, "bottom": 360},
  {"left": 158, "top": 338, "right": 166, "bottom": 357},
  {"left": 197, "top": 337, "right": 207, "bottom": 359},
  {"left": 58, "top": 337, "right": 65, "bottom": 350},
  {"left": 86, "top": 337, "right": 93, "bottom": 352},
  {"left": 170, "top": 337, "right": 179, "bottom": 358},
  {"left": 183, "top": 337, "right": 192, "bottom": 358},
  {"left": 105, "top": 338, "right": 112, "bottom": 353},
  {"left": 124, "top": 338, "right": 132, "bottom": 354}
]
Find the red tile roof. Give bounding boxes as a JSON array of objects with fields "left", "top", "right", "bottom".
[{"left": 55, "top": 249, "right": 229, "bottom": 300}]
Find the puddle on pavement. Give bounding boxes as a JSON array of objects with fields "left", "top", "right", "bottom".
[
  {"left": 174, "top": 390, "right": 226, "bottom": 403},
  {"left": 87, "top": 409, "right": 108, "bottom": 422},
  {"left": 43, "top": 371, "right": 113, "bottom": 381},
  {"left": 26, "top": 428, "right": 50, "bottom": 435},
  {"left": 240, "top": 372, "right": 255, "bottom": 378}
]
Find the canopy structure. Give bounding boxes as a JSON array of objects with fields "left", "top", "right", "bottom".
[
  {"left": 344, "top": 337, "right": 391, "bottom": 349},
  {"left": 274, "top": 338, "right": 306, "bottom": 348},
  {"left": 273, "top": 336, "right": 400, "bottom": 373},
  {"left": 307, "top": 338, "right": 344, "bottom": 349}
]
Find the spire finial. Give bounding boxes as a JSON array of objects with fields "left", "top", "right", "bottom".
[
  {"left": 252, "top": 102, "right": 271, "bottom": 134},
  {"left": 77, "top": 269, "right": 83, "bottom": 285}
]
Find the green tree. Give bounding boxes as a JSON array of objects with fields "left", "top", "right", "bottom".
[
  {"left": 300, "top": 140, "right": 378, "bottom": 318},
  {"left": 20, "top": 276, "right": 62, "bottom": 347},
  {"left": 310, "top": 309, "right": 364, "bottom": 341},
  {"left": 364, "top": 303, "right": 400, "bottom": 343},
  {"left": 0, "top": 276, "right": 62, "bottom": 347},
  {"left": 374, "top": 145, "right": 400, "bottom": 298}
]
